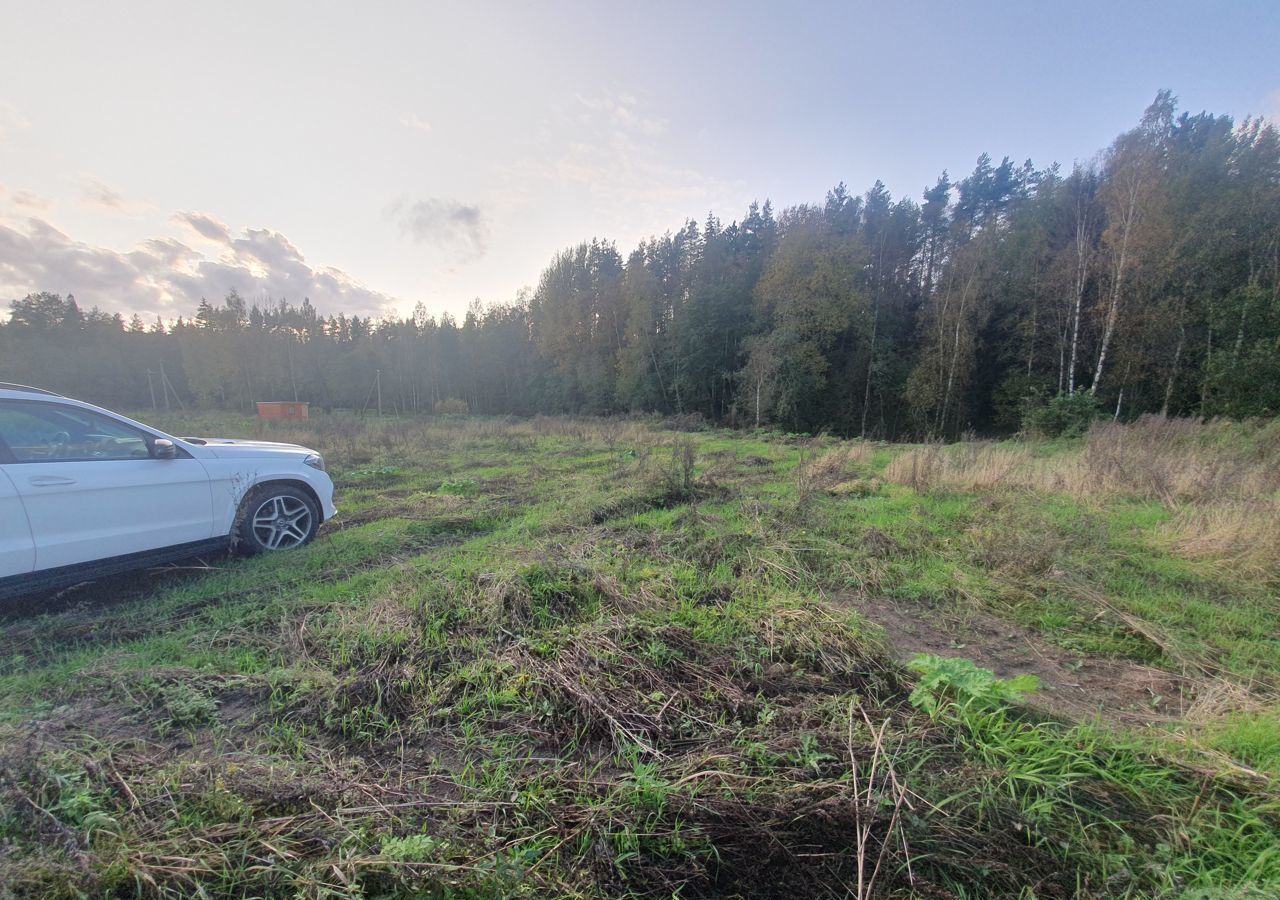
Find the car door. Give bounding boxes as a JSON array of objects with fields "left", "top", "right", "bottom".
[
  {"left": 0, "top": 400, "right": 216, "bottom": 571},
  {"left": 0, "top": 465, "right": 35, "bottom": 577}
]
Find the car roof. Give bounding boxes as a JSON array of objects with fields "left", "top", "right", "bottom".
[{"left": 0, "top": 383, "right": 63, "bottom": 397}]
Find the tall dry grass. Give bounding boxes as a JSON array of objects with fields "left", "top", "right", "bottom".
[
  {"left": 886, "top": 418, "right": 1280, "bottom": 504},
  {"left": 1156, "top": 502, "right": 1280, "bottom": 581},
  {"left": 885, "top": 416, "right": 1280, "bottom": 577},
  {"left": 797, "top": 442, "right": 875, "bottom": 488}
]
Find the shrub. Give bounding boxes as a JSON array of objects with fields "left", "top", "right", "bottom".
[
  {"left": 1022, "top": 392, "right": 1101, "bottom": 438},
  {"left": 434, "top": 397, "right": 470, "bottom": 415},
  {"left": 662, "top": 437, "right": 697, "bottom": 496}
]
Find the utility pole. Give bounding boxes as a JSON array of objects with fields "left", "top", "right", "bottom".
[
  {"left": 159, "top": 360, "right": 171, "bottom": 411},
  {"left": 157, "top": 360, "right": 186, "bottom": 411},
  {"left": 376, "top": 369, "right": 382, "bottom": 417},
  {"left": 146, "top": 369, "right": 157, "bottom": 411},
  {"left": 287, "top": 336, "right": 299, "bottom": 402}
]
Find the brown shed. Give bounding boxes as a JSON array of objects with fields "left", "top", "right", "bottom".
[{"left": 257, "top": 401, "right": 310, "bottom": 421}]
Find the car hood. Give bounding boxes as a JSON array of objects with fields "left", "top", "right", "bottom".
[{"left": 189, "top": 438, "right": 317, "bottom": 459}]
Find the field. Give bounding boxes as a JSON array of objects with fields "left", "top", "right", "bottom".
[{"left": 1, "top": 413, "right": 1278, "bottom": 899}]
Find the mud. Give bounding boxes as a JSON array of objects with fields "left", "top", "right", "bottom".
[{"left": 841, "top": 593, "right": 1195, "bottom": 723}]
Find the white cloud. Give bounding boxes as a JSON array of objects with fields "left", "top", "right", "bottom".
[
  {"left": 172, "top": 210, "right": 232, "bottom": 244},
  {"left": 387, "top": 197, "right": 487, "bottom": 260},
  {"left": 75, "top": 176, "right": 150, "bottom": 217},
  {"left": 10, "top": 189, "right": 54, "bottom": 212},
  {"left": 398, "top": 112, "right": 432, "bottom": 133},
  {"left": 0, "top": 214, "right": 396, "bottom": 320}
]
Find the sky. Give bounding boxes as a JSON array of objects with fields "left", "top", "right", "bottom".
[{"left": 1, "top": 0, "right": 1278, "bottom": 323}]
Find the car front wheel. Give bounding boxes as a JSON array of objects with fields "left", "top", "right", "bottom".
[{"left": 236, "top": 485, "right": 320, "bottom": 555}]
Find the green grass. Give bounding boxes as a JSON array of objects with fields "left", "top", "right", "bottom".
[{"left": 0, "top": 414, "right": 1276, "bottom": 898}]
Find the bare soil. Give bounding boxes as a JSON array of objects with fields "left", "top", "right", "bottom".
[{"left": 840, "top": 593, "right": 1195, "bottom": 724}]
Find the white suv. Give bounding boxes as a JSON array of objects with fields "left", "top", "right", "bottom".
[{"left": 0, "top": 384, "right": 336, "bottom": 599}]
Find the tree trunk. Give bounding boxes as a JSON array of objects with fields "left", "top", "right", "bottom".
[
  {"left": 1232, "top": 281, "right": 1254, "bottom": 365},
  {"left": 1199, "top": 295, "right": 1215, "bottom": 414},
  {"left": 860, "top": 246, "right": 883, "bottom": 438},
  {"left": 1091, "top": 207, "right": 1133, "bottom": 396},
  {"left": 939, "top": 273, "right": 976, "bottom": 436},
  {"left": 1057, "top": 329, "right": 1066, "bottom": 394},
  {"left": 1162, "top": 297, "right": 1186, "bottom": 416},
  {"left": 754, "top": 376, "right": 762, "bottom": 429},
  {"left": 646, "top": 329, "right": 669, "bottom": 407},
  {"left": 1093, "top": 157, "right": 1145, "bottom": 397},
  {"left": 1067, "top": 202, "right": 1090, "bottom": 395},
  {"left": 1114, "top": 361, "right": 1132, "bottom": 421},
  {"left": 1026, "top": 279, "right": 1037, "bottom": 377}
]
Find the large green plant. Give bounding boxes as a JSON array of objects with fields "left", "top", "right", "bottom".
[{"left": 906, "top": 653, "right": 1039, "bottom": 716}]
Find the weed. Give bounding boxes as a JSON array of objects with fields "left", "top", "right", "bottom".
[
  {"left": 906, "top": 653, "right": 1039, "bottom": 716},
  {"left": 438, "top": 477, "right": 481, "bottom": 496},
  {"left": 662, "top": 437, "right": 697, "bottom": 497},
  {"left": 346, "top": 464, "right": 406, "bottom": 485}
]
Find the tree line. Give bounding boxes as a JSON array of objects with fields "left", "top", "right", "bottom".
[{"left": 3, "top": 92, "right": 1278, "bottom": 437}]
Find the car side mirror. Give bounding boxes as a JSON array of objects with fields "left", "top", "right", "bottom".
[{"left": 153, "top": 438, "right": 177, "bottom": 459}]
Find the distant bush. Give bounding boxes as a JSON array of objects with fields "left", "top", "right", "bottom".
[
  {"left": 1022, "top": 392, "right": 1101, "bottom": 438},
  {"left": 661, "top": 412, "right": 706, "bottom": 432},
  {"left": 434, "top": 397, "right": 470, "bottom": 415}
]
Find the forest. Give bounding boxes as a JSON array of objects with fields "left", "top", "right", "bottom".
[{"left": 2, "top": 92, "right": 1278, "bottom": 438}]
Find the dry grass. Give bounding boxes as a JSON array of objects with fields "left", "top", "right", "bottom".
[
  {"left": 1155, "top": 502, "right": 1280, "bottom": 581},
  {"left": 795, "top": 442, "right": 875, "bottom": 499},
  {"left": 884, "top": 417, "right": 1280, "bottom": 576},
  {"left": 1182, "top": 678, "right": 1270, "bottom": 727},
  {"left": 884, "top": 442, "right": 1024, "bottom": 493},
  {"left": 886, "top": 417, "right": 1280, "bottom": 505}
]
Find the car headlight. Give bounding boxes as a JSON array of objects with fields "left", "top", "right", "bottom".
[{"left": 303, "top": 453, "right": 326, "bottom": 472}]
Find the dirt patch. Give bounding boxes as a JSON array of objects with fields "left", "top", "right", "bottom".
[
  {"left": 0, "top": 557, "right": 222, "bottom": 624},
  {"left": 840, "top": 593, "right": 1196, "bottom": 724}
]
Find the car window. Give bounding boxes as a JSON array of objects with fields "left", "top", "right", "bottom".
[{"left": 0, "top": 401, "right": 154, "bottom": 462}]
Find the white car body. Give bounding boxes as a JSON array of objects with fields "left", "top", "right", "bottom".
[{"left": 0, "top": 385, "right": 336, "bottom": 596}]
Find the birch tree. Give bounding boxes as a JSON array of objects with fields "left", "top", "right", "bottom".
[{"left": 1092, "top": 92, "right": 1174, "bottom": 396}]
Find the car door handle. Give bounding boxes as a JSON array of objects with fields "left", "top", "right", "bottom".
[{"left": 28, "top": 476, "right": 77, "bottom": 486}]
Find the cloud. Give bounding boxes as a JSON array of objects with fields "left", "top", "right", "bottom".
[
  {"left": 77, "top": 176, "right": 128, "bottom": 210},
  {"left": 388, "top": 197, "right": 487, "bottom": 260},
  {"left": 398, "top": 112, "right": 432, "bottom": 133},
  {"left": 172, "top": 210, "right": 231, "bottom": 244},
  {"left": 574, "top": 92, "right": 666, "bottom": 138},
  {"left": 10, "top": 190, "right": 54, "bottom": 212},
  {"left": 75, "top": 175, "right": 153, "bottom": 218},
  {"left": 0, "top": 214, "right": 396, "bottom": 320}
]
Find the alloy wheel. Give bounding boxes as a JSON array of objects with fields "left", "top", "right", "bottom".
[{"left": 250, "top": 495, "right": 314, "bottom": 550}]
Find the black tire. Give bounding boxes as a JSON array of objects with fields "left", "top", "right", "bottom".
[{"left": 234, "top": 484, "right": 320, "bottom": 556}]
